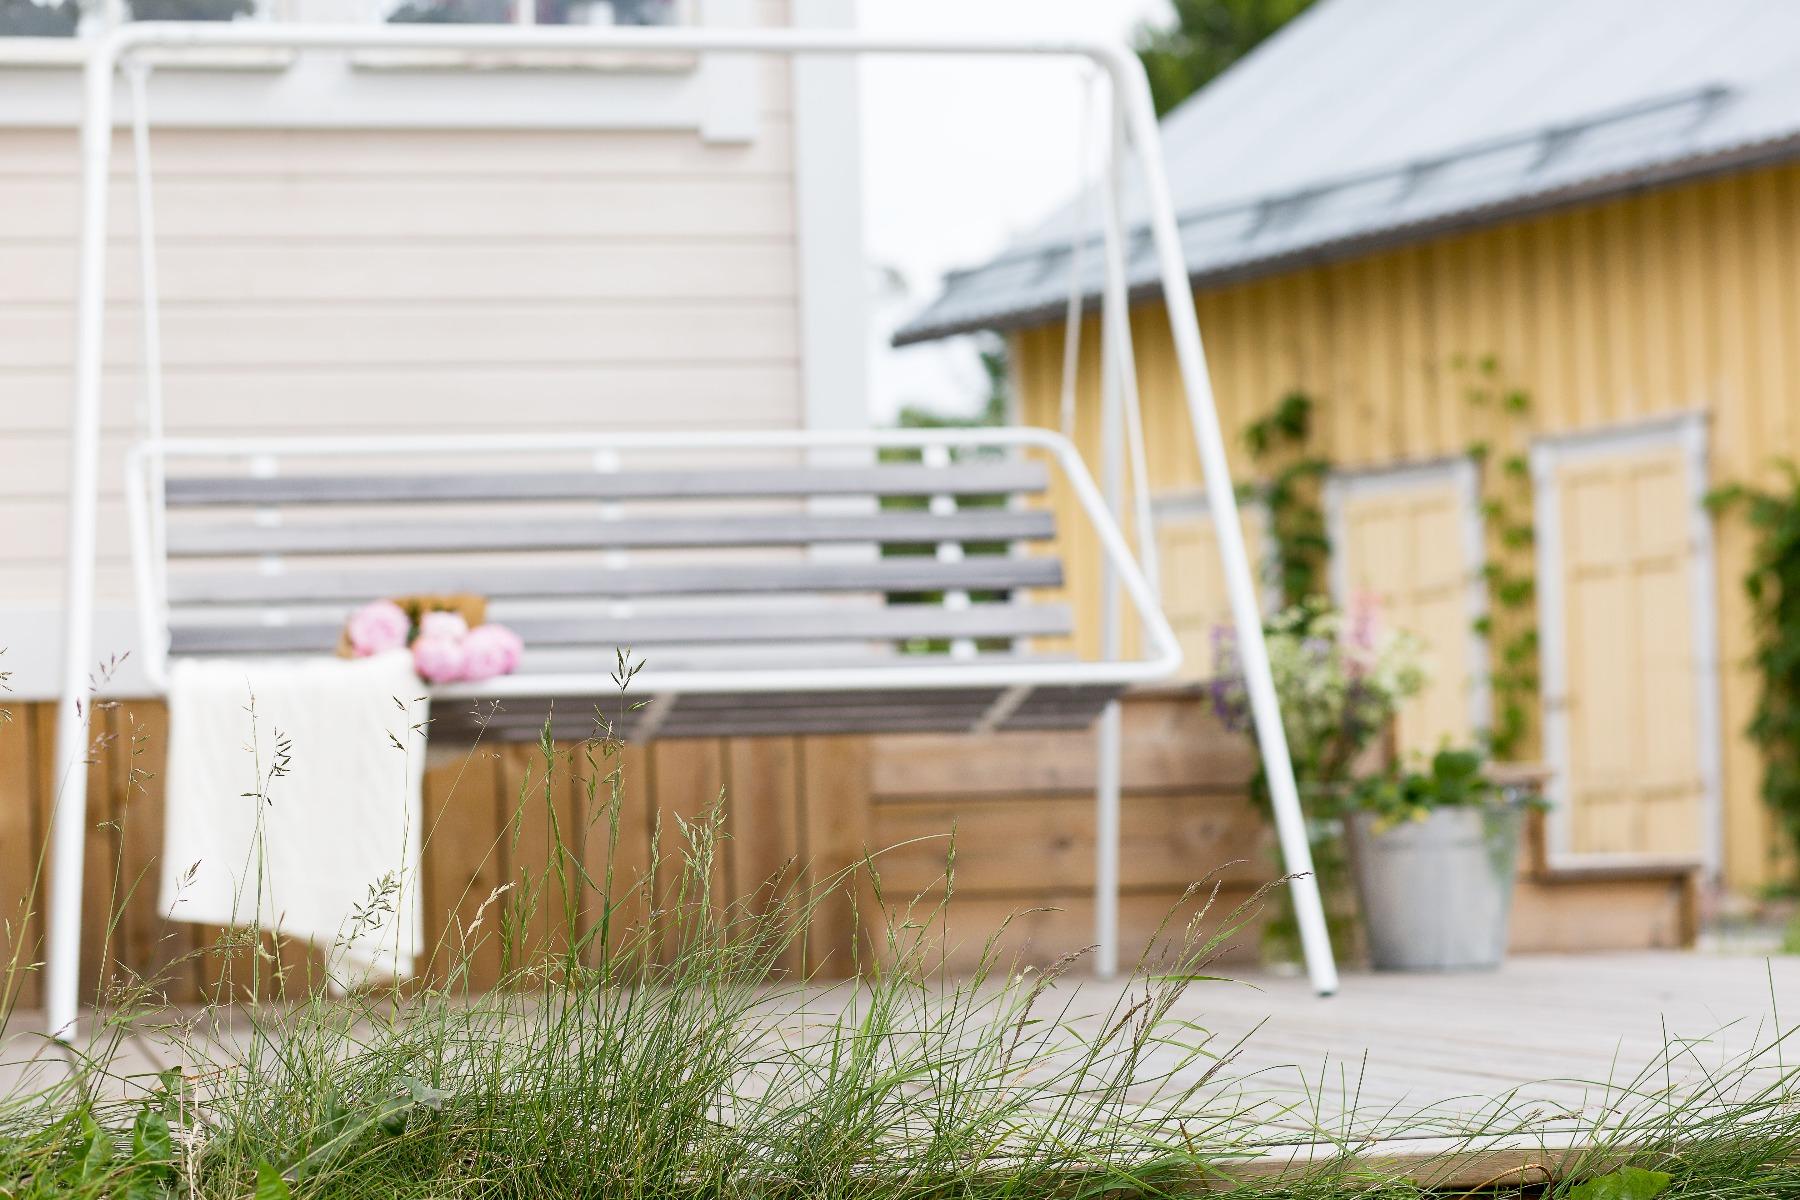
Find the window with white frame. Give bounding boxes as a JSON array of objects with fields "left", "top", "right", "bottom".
[
  {"left": 383, "top": 0, "right": 685, "bottom": 30},
  {"left": 1, "top": 0, "right": 80, "bottom": 35},
  {"left": 0, "top": 0, "right": 686, "bottom": 35}
]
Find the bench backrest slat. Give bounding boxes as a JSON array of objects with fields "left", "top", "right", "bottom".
[
  {"left": 167, "top": 556, "right": 1063, "bottom": 606},
  {"left": 164, "top": 461, "right": 1049, "bottom": 506},
  {"left": 169, "top": 602, "right": 1071, "bottom": 656},
  {"left": 167, "top": 510, "right": 1054, "bottom": 558}
]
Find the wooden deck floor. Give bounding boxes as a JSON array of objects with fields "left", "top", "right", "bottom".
[
  {"left": 1159, "top": 951, "right": 1794, "bottom": 1132},
  {"left": 4, "top": 951, "right": 1794, "bottom": 1182}
]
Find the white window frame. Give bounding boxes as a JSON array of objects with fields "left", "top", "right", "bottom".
[
  {"left": 1151, "top": 487, "right": 1282, "bottom": 615},
  {"left": 1322, "top": 455, "right": 1492, "bottom": 740},
  {"left": 1530, "top": 410, "right": 1723, "bottom": 878},
  {"left": 0, "top": 0, "right": 756, "bottom": 136}
]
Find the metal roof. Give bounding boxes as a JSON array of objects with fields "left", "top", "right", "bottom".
[{"left": 896, "top": 0, "right": 1800, "bottom": 345}]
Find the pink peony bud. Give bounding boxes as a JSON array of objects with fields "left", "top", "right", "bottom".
[
  {"left": 411, "top": 633, "right": 468, "bottom": 684},
  {"left": 461, "top": 623, "right": 524, "bottom": 682},
  {"left": 418, "top": 609, "right": 470, "bottom": 641},
  {"left": 345, "top": 599, "right": 410, "bottom": 657}
]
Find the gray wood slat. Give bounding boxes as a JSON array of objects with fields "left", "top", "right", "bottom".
[
  {"left": 424, "top": 682, "right": 1120, "bottom": 742},
  {"left": 166, "top": 556, "right": 1064, "bottom": 606},
  {"left": 461, "top": 705, "right": 1117, "bottom": 742},
  {"left": 439, "top": 689, "right": 1002, "bottom": 724},
  {"left": 1004, "top": 685, "right": 1124, "bottom": 711},
  {"left": 470, "top": 700, "right": 1000, "bottom": 729},
  {"left": 167, "top": 509, "right": 1054, "bottom": 558},
  {"left": 466, "top": 711, "right": 1014, "bottom": 743},
  {"left": 655, "top": 712, "right": 1014, "bottom": 738},
  {"left": 665, "top": 688, "right": 1004, "bottom": 710},
  {"left": 164, "top": 461, "right": 1050, "bottom": 506},
  {"left": 1000, "top": 711, "right": 1112, "bottom": 731},
  {"left": 168, "top": 601, "right": 1072, "bottom": 654}
]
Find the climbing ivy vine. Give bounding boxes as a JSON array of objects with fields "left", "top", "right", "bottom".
[
  {"left": 1242, "top": 390, "right": 1331, "bottom": 607},
  {"left": 1708, "top": 466, "right": 1800, "bottom": 871},
  {"left": 1454, "top": 354, "right": 1539, "bottom": 761}
]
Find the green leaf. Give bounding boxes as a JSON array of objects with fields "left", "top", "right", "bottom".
[
  {"left": 78, "top": 1109, "right": 113, "bottom": 1180},
  {"left": 377, "top": 1094, "right": 411, "bottom": 1137},
  {"left": 403, "top": 1075, "right": 448, "bottom": 1112},
  {"left": 130, "top": 1106, "right": 173, "bottom": 1179},
  {"left": 1567, "top": 1166, "right": 1673, "bottom": 1200},
  {"left": 254, "top": 1161, "right": 292, "bottom": 1200},
  {"left": 124, "top": 1176, "right": 167, "bottom": 1200}
]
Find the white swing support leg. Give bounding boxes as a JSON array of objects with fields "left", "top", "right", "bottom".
[
  {"left": 1110, "top": 55, "right": 1339, "bottom": 997},
  {"left": 1094, "top": 135, "right": 1125, "bottom": 976},
  {"left": 45, "top": 47, "right": 117, "bottom": 1039},
  {"left": 45, "top": 26, "right": 1337, "bottom": 1037}
]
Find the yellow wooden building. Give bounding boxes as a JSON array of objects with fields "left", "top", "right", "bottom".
[{"left": 900, "top": 0, "right": 1800, "bottom": 897}]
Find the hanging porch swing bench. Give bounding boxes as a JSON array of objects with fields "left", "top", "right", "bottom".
[
  {"left": 42, "top": 21, "right": 1343, "bottom": 1038},
  {"left": 127, "top": 429, "right": 1174, "bottom": 745}
]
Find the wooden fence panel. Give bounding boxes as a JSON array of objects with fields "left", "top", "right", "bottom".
[
  {"left": 0, "top": 707, "right": 42, "bottom": 1012},
  {"left": 865, "top": 693, "right": 1274, "bottom": 975},
  {"left": 0, "top": 691, "right": 1275, "bottom": 1001}
]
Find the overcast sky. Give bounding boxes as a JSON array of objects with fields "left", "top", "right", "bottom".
[{"left": 855, "top": 0, "right": 1172, "bottom": 422}]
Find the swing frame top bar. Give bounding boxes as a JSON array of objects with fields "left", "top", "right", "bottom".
[{"left": 47, "top": 22, "right": 1339, "bottom": 1037}]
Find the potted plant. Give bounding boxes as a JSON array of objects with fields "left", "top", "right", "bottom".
[
  {"left": 1343, "top": 746, "right": 1541, "bottom": 970},
  {"left": 1209, "top": 596, "right": 1427, "bottom": 965}
]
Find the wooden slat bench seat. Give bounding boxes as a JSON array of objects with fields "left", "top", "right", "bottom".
[{"left": 127, "top": 432, "right": 1180, "bottom": 745}]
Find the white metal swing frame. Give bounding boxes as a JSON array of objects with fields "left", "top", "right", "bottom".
[{"left": 47, "top": 21, "right": 1340, "bottom": 1038}]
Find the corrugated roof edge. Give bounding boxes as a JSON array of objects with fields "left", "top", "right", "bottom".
[{"left": 893, "top": 131, "right": 1800, "bottom": 348}]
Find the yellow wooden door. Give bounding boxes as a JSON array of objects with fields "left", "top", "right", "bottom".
[
  {"left": 1549, "top": 445, "right": 1706, "bottom": 858},
  {"left": 1155, "top": 502, "right": 1269, "bottom": 680},
  {"left": 1332, "top": 470, "right": 1483, "bottom": 758}
]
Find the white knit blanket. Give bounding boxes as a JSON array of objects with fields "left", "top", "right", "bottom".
[{"left": 160, "top": 650, "right": 427, "bottom": 983}]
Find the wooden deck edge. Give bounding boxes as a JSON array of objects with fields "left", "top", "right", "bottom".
[{"left": 1207, "top": 1137, "right": 1642, "bottom": 1191}]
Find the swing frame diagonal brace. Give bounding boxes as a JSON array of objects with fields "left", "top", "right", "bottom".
[{"left": 47, "top": 22, "right": 1336, "bottom": 1039}]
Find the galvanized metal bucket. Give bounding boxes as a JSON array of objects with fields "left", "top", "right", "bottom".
[{"left": 1346, "top": 804, "right": 1523, "bottom": 971}]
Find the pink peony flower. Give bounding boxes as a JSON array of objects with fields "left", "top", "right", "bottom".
[
  {"left": 418, "top": 609, "right": 470, "bottom": 641},
  {"left": 461, "top": 623, "right": 524, "bottom": 683},
  {"left": 411, "top": 633, "right": 468, "bottom": 684},
  {"left": 345, "top": 599, "right": 410, "bottom": 657}
]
